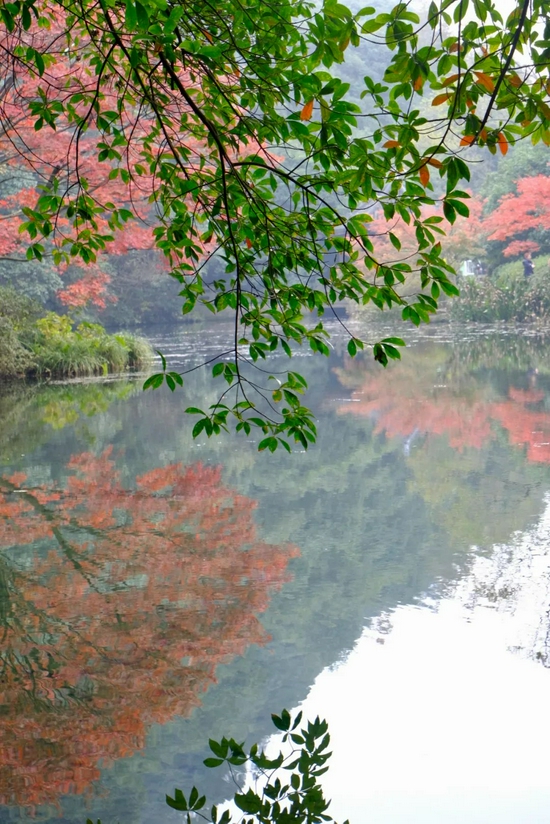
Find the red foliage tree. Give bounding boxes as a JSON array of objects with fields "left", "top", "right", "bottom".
[
  {"left": 483, "top": 175, "right": 550, "bottom": 257},
  {"left": 0, "top": 10, "right": 220, "bottom": 309},
  {"left": 0, "top": 451, "right": 297, "bottom": 807}
]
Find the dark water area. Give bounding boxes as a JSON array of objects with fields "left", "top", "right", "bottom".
[{"left": 2, "top": 320, "right": 550, "bottom": 823}]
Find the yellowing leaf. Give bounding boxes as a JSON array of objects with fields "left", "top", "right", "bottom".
[
  {"left": 432, "top": 93, "right": 451, "bottom": 106},
  {"left": 497, "top": 132, "right": 509, "bottom": 155},
  {"left": 508, "top": 74, "right": 523, "bottom": 88},
  {"left": 413, "top": 76, "right": 424, "bottom": 91},
  {"left": 539, "top": 101, "right": 550, "bottom": 120},
  {"left": 300, "top": 99, "right": 314, "bottom": 121},
  {"left": 474, "top": 71, "right": 495, "bottom": 92},
  {"left": 383, "top": 140, "right": 400, "bottom": 148},
  {"left": 419, "top": 164, "right": 430, "bottom": 187},
  {"left": 427, "top": 157, "right": 443, "bottom": 168},
  {"left": 442, "top": 73, "right": 460, "bottom": 87}
]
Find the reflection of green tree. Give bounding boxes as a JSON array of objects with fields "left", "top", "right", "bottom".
[
  {"left": 0, "top": 381, "right": 136, "bottom": 463},
  {"left": 407, "top": 436, "right": 547, "bottom": 548}
]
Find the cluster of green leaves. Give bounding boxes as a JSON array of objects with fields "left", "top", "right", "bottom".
[
  {"left": 4, "top": 0, "right": 550, "bottom": 448},
  {"left": 87, "top": 710, "right": 346, "bottom": 824}
]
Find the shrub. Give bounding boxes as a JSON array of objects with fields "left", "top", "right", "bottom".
[
  {"left": 450, "top": 269, "right": 550, "bottom": 323},
  {"left": 31, "top": 316, "right": 154, "bottom": 378},
  {"left": 114, "top": 332, "right": 155, "bottom": 369},
  {"left": 0, "top": 288, "right": 40, "bottom": 377}
]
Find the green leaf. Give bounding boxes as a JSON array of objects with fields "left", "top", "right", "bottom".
[
  {"left": 381, "top": 337, "right": 405, "bottom": 346},
  {"left": 235, "top": 790, "right": 263, "bottom": 815},
  {"left": 204, "top": 757, "right": 224, "bottom": 768},
  {"left": 125, "top": 0, "right": 137, "bottom": 28},
  {"left": 166, "top": 790, "right": 187, "bottom": 811},
  {"left": 143, "top": 373, "right": 164, "bottom": 390}
]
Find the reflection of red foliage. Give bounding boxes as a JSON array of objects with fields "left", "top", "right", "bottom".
[
  {"left": 0, "top": 452, "right": 297, "bottom": 807},
  {"left": 491, "top": 404, "right": 550, "bottom": 463},
  {"left": 337, "top": 361, "right": 550, "bottom": 461},
  {"left": 338, "top": 370, "right": 492, "bottom": 450}
]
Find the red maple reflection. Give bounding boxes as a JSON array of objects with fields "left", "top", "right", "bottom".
[
  {"left": 337, "top": 358, "right": 550, "bottom": 461},
  {"left": 0, "top": 452, "right": 297, "bottom": 807}
]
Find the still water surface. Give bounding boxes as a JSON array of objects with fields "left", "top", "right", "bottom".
[{"left": 1, "top": 321, "right": 550, "bottom": 823}]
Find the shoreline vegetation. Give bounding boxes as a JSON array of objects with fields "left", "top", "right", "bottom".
[{"left": 0, "top": 287, "right": 153, "bottom": 381}]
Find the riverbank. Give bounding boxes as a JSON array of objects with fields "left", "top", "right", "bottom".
[{"left": 0, "top": 288, "right": 153, "bottom": 380}]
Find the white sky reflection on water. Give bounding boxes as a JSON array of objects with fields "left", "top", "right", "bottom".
[{"left": 275, "top": 498, "right": 550, "bottom": 823}]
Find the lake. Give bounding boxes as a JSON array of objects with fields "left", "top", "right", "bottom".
[{"left": 2, "top": 320, "right": 550, "bottom": 823}]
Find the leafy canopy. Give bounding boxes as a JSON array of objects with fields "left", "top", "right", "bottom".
[{"left": 2, "top": 0, "right": 550, "bottom": 449}]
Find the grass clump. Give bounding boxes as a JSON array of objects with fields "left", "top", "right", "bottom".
[
  {"left": 30, "top": 316, "right": 154, "bottom": 378},
  {"left": 0, "top": 288, "right": 153, "bottom": 379},
  {"left": 450, "top": 265, "right": 550, "bottom": 323}
]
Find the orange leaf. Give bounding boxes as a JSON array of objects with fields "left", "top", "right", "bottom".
[
  {"left": 442, "top": 73, "right": 460, "bottom": 87},
  {"left": 427, "top": 157, "right": 443, "bottom": 168},
  {"left": 383, "top": 140, "right": 400, "bottom": 148},
  {"left": 419, "top": 164, "right": 430, "bottom": 187},
  {"left": 508, "top": 74, "right": 523, "bottom": 88},
  {"left": 449, "top": 42, "right": 459, "bottom": 53},
  {"left": 413, "top": 76, "right": 424, "bottom": 91},
  {"left": 300, "top": 100, "right": 314, "bottom": 121},
  {"left": 474, "top": 71, "right": 495, "bottom": 92},
  {"left": 497, "top": 132, "right": 509, "bottom": 155},
  {"left": 460, "top": 135, "right": 475, "bottom": 146},
  {"left": 245, "top": 238, "right": 252, "bottom": 249},
  {"left": 432, "top": 93, "right": 451, "bottom": 106}
]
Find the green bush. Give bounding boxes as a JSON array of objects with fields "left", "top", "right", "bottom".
[
  {"left": 0, "top": 288, "right": 153, "bottom": 379},
  {"left": 0, "top": 288, "right": 41, "bottom": 377},
  {"left": 450, "top": 268, "right": 550, "bottom": 323},
  {"left": 492, "top": 253, "right": 549, "bottom": 285},
  {"left": 30, "top": 315, "right": 154, "bottom": 378}
]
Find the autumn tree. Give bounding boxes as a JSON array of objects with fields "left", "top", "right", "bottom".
[
  {"left": 483, "top": 174, "right": 550, "bottom": 258},
  {"left": 0, "top": 451, "right": 297, "bottom": 807},
  {"left": 0, "top": 0, "right": 549, "bottom": 447}
]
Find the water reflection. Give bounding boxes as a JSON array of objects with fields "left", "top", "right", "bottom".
[
  {"left": 0, "top": 451, "right": 296, "bottom": 807},
  {"left": 2, "top": 326, "right": 550, "bottom": 823},
  {"left": 336, "top": 336, "right": 550, "bottom": 462},
  {"left": 295, "top": 495, "right": 550, "bottom": 824}
]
